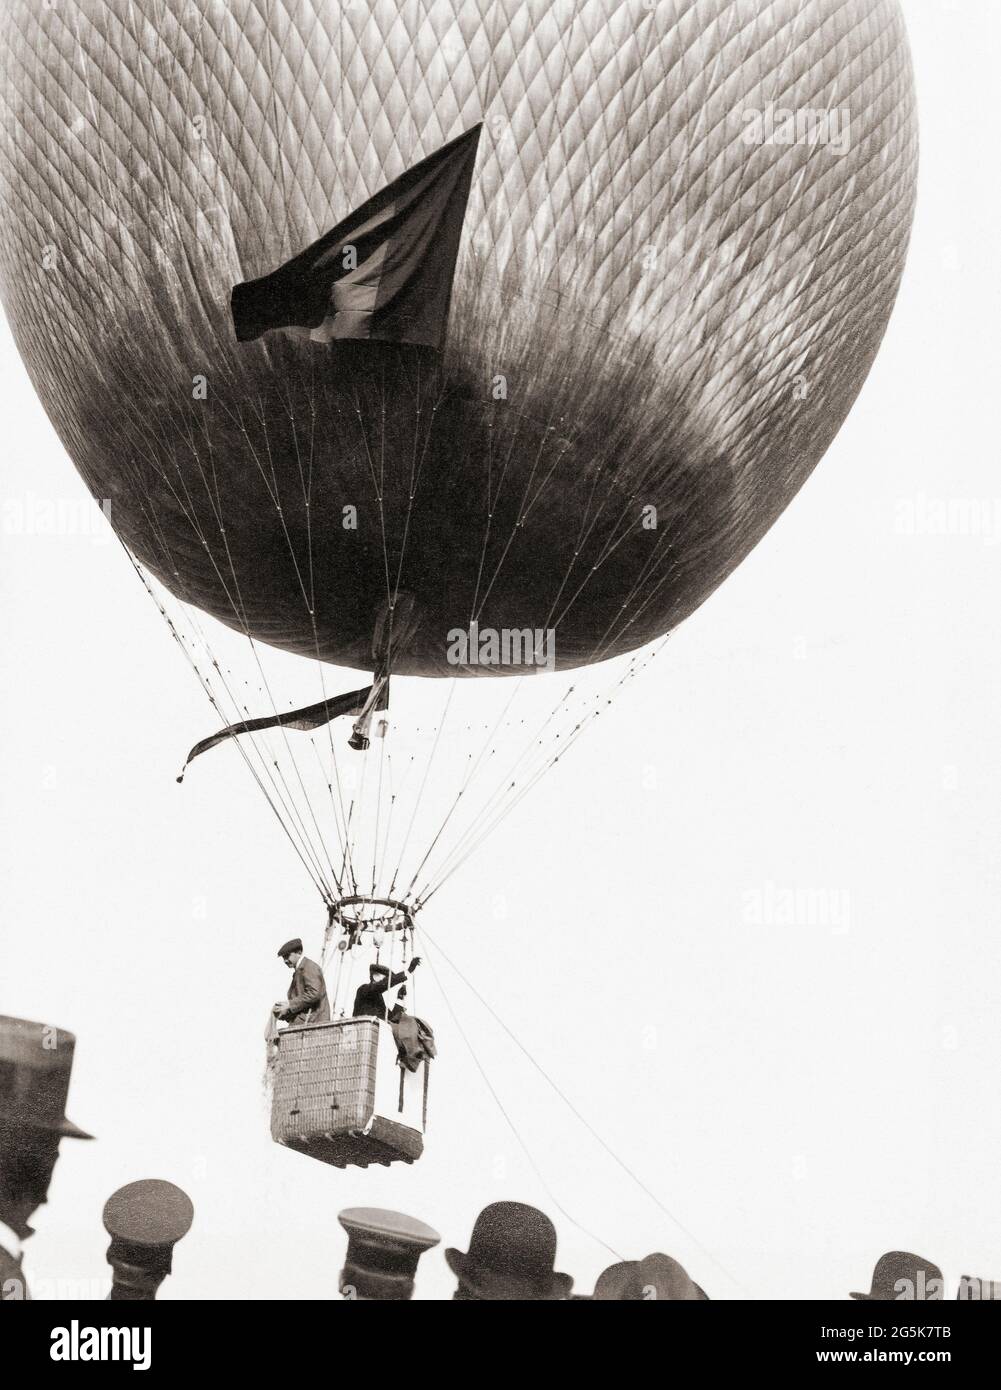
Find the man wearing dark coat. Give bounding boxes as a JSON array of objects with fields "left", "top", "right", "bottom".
[
  {"left": 353, "top": 958, "right": 421, "bottom": 1021},
  {"left": 0, "top": 1016, "right": 93, "bottom": 1303},
  {"left": 274, "top": 938, "right": 331, "bottom": 1027}
]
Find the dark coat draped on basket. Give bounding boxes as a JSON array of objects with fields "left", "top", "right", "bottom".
[{"left": 388, "top": 1009, "right": 437, "bottom": 1072}]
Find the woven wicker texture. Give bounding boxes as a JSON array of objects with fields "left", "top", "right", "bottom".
[
  {"left": 0, "top": 2, "right": 917, "bottom": 672},
  {"left": 271, "top": 1018, "right": 377, "bottom": 1142}
]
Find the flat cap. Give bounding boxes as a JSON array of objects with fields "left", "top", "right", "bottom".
[{"left": 277, "top": 938, "right": 303, "bottom": 958}]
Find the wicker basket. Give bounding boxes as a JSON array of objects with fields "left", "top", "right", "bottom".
[{"left": 270, "top": 1017, "right": 425, "bottom": 1169}]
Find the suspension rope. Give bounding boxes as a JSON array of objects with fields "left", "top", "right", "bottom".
[
  {"left": 400, "top": 675, "right": 529, "bottom": 900},
  {"left": 410, "top": 682, "right": 581, "bottom": 901},
  {"left": 415, "top": 643, "right": 666, "bottom": 905},
  {"left": 113, "top": 464, "right": 335, "bottom": 891},
  {"left": 386, "top": 680, "right": 458, "bottom": 897},
  {"left": 119, "top": 542, "right": 335, "bottom": 901},
  {"left": 122, "top": 355, "right": 355, "bottom": 897},
  {"left": 112, "top": 436, "right": 336, "bottom": 894},
  {"left": 122, "top": 458, "right": 341, "bottom": 898}
]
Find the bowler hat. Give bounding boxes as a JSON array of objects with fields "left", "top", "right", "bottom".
[
  {"left": 0, "top": 1016, "right": 92, "bottom": 1139},
  {"left": 277, "top": 938, "right": 303, "bottom": 958},
  {"left": 445, "top": 1201, "right": 572, "bottom": 1300},
  {"left": 593, "top": 1253, "right": 708, "bottom": 1300},
  {"left": 851, "top": 1251, "right": 944, "bottom": 1301}
]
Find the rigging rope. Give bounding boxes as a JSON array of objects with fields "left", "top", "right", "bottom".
[
  {"left": 422, "top": 928, "right": 752, "bottom": 1298},
  {"left": 421, "top": 940, "right": 624, "bottom": 1266},
  {"left": 89, "top": 27, "right": 692, "bottom": 912},
  {"left": 119, "top": 541, "right": 336, "bottom": 902}
]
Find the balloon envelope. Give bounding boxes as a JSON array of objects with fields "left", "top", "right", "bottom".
[{"left": 0, "top": 0, "right": 917, "bottom": 675}]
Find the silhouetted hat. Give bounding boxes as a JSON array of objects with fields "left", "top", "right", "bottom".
[
  {"left": 338, "top": 1207, "right": 440, "bottom": 1300},
  {"left": 103, "top": 1180, "right": 195, "bottom": 1294},
  {"left": 851, "top": 1251, "right": 944, "bottom": 1300},
  {"left": 277, "top": 938, "right": 303, "bottom": 958},
  {"left": 0, "top": 1016, "right": 92, "bottom": 1139},
  {"left": 103, "top": 1179, "right": 195, "bottom": 1249},
  {"left": 593, "top": 1253, "right": 708, "bottom": 1300},
  {"left": 445, "top": 1201, "right": 572, "bottom": 1300}
]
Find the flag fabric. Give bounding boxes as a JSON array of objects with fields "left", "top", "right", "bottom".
[
  {"left": 176, "top": 680, "right": 389, "bottom": 782},
  {"left": 231, "top": 125, "right": 482, "bottom": 349}
]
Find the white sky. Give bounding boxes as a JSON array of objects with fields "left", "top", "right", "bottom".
[{"left": 2, "top": 0, "right": 999, "bottom": 1301}]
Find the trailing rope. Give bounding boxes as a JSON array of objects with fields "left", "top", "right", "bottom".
[
  {"left": 422, "top": 927, "right": 752, "bottom": 1298},
  {"left": 420, "top": 940, "right": 624, "bottom": 1265}
]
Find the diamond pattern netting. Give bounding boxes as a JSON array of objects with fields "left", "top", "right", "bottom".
[{"left": 0, "top": 0, "right": 917, "bottom": 672}]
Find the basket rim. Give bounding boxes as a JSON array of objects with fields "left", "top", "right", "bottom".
[{"left": 275, "top": 1015, "right": 382, "bottom": 1041}]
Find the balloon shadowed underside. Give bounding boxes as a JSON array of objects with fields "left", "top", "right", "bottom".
[{"left": 0, "top": 0, "right": 918, "bottom": 676}]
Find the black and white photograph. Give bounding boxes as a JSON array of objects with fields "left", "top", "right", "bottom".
[{"left": 0, "top": 0, "right": 997, "bottom": 1356}]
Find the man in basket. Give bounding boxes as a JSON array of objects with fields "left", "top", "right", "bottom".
[{"left": 273, "top": 938, "right": 330, "bottom": 1027}]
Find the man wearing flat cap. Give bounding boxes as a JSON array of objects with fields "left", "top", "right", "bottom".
[
  {"left": 446, "top": 1201, "right": 573, "bottom": 1301},
  {"left": 274, "top": 938, "right": 330, "bottom": 1027},
  {"left": 0, "top": 1016, "right": 93, "bottom": 1302}
]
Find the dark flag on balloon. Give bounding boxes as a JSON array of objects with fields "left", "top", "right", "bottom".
[
  {"left": 230, "top": 124, "right": 482, "bottom": 349},
  {"left": 176, "top": 680, "right": 389, "bottom": 782}
]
